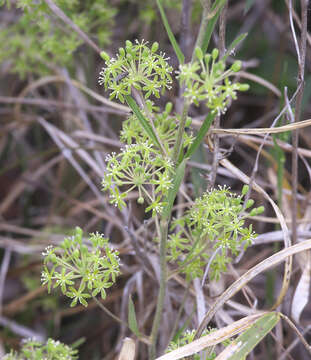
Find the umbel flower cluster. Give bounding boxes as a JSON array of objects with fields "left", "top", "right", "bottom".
[
  {"left": 41, "top": 227, "right": 120, "bottom": 307},
  {"left": 98, "top": 39, "right": 173, "bottom": 102},
  {"left": 177, "top": 47, "right": 249, "bottom": 114},
  {"left": 102, "top": 101, "right": 193, "bottom": 214},
  {"left": 168, "top": 185, "right": 264, "bottom": 280},
  {"left": 4, "top": 338, "right": 78, "bottom": 360},
  {"left": 102, "top": 142, "right": 174, "bottom": 215}
]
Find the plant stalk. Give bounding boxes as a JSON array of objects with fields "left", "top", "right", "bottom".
[{"left": 149, "top": 219, "right": 169, "bottom": 360}]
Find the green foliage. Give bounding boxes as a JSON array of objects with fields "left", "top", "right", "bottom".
[
  {"left": 99, "top": 39, "right": 173, "bottom": 102},
  {"left": 0, "top": 0, "right": 115, "bottom": 77},
  {"left": 4, "top": 338, "right": 78, "bottom": 360},
  {"left": 177, "top": 47, "right": 249, "bottom": 114},
  {"left": 41, "top": 227, "right": 120, "bottom": 307},
  {"left": 166, "top": 329, "right": 220, "bottom": 360},
  {"left": 120, "top": 102, "right": 193, "bottom": 154},
  {"left": 168, "top": 186, "right": 263, "bottom": 280}
]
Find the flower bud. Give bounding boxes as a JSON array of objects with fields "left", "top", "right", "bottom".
[
  {"left": 75, "top": 226, "right": 83, "bottom": 243},
  {"left": 238, "top": 84, "right": 250, "bottom": 91},
  {"left": 195, "top": 47, "right": 203, "bottom": 61},
  {"left": 151, "top": 42, "right": 159, "bottom": 53},
  {"left": 100, "top": 51, "right": 110, "bottom": 62},
  {"left": 231, "top": 60, "right": 242, "bottom": 72},
  {"left": 137, "top": 197, "right": 144, "bottom": 204},
  {"left": 242, "top": 185, "right": 249, "bottom": 196},
  {"left": 212, "top": 48, "right": 219, "bottom": 60},
  {"left": 204, "top": 54, "right": 211, "bottom": 66},
  {"left": 245, "top": 199, "right": 254, "bottom": 209},
  {"left": 125, "top": 40, "right": 132, "bottom": 49},
  {"left": 119, "top": 48, "right": 125, "bottom": 57}
]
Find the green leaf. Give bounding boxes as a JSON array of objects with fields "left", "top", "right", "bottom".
[
  {"left": 156, "top": 0, "right": 185, "bottom": 64},
  {"left": 222, "top": 33, "right": 248, "bottom": 62},
  {"left": 124, "top": 95, "right": 162, "bottom": 150},
  {"left": 201, "top": 0, "right": 228, "bottom": 54},
  {"left": 182, "top": 111, "right": 215, "bottom": 162},
  {"left": 162, "top": 159, "right": 186, "bottom": 220},
  {"left": 128, "top": 296, "right": 141, "bottom": 338},
  {"left": 227, "top": 312, "right": 280, "bottom": 359}
]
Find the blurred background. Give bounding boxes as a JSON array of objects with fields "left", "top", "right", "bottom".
[{"left": 1, "top": 0, "right": 311, "bottom": 358}]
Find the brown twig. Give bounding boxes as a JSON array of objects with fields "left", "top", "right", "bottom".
[{"left": 43, "top": 0, "right": 101, "bottom": 54}]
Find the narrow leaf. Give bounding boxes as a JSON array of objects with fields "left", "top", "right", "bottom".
[
  {"left": 217, "top": 312, "right": 280, "bottom": 360},
  {"left": 156, "top": 0, "right": 185, "bottom": 64},
  {"left": 125, "top": 95, "right": 161, "bottom": 149},
  {"left": 128, "top": 296, "right": 141, "bottom": 338},
  {"left": 201, "top": 0, "right": 228, "bottom": 54},
  {"left": 182, "top": 112, "right": 215, "bottom": 162},
  {"left": 162, "top": 159, "right": 186, "bottom": 220},
  {"left": 222, "top": 33, "right": 248, "bottom": 62}
]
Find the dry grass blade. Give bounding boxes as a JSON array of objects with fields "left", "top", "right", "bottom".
[
  {"left": 13, "top": 76, "right": 129, "bottom": 122},
  {"left": 118, "top": 338, "right": 136, "bottom": 360},
  {"left": 0, "top": 155, "right": 62, "bottom": 216},
  {"left": 219, "top": 158, "right": 291, "bottom": 310},
  {"left": 155, "top": 314, "right": 266, "bottom": 360},
  {"left": 237, "top": 70, "right": 281, "bottom": 97},
  {"left": 211, "top": 118, "right": 311, "bottom": 135},
  {"left": 291, "top": 207, "right": 311, "bottom": 323},
  {"left": 195, "top": 240, "right": 311, "bottom": 338},
  {"left": 291, "top": 257, "right": 311, "bottom": 323}
]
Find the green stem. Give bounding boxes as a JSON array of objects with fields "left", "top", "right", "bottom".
[
  {"left": 149, "top": 219, "right": 169, "bottom": 360},
  {"left": 148, "top": 2, "right": 215, "bottom": 357},
  {"left": 172, "top": 0, "right": 212, "bottom": 164},
  {"left": 171, "top": 100, "right": 191, "bottom": 163}
]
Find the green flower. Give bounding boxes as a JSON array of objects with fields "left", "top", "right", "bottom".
[
  {"left": 66, "top": 284, "right": 91, "bottom": 307},
  {"left": 41, "top": 227, "right": 120, "bottom": 307},
  {"left": 98, "top": 39, "right": 173, "bottom": 102},
  {"left": 168, "top": 186, "right": 261, "bottom": 280},
  {"left": 4, "top": 338, "right": 78, "bottom": 360},
  {"left": 176, "top": 47, "right": 249, "bottom": 114},
  {"left": 102, "top": 142, "right": 174, "bottom": 215}
]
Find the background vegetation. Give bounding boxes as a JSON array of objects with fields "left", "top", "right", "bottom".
[{"left": 1, "top": 0, "right": 311, "bottom": 359}]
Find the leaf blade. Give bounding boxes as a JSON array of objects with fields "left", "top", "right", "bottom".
[
  {"left": 125, "top": 95, "right": 161, "bottom": 150},
  {"left": 128, "top": 296, "right": 141, "bottom": 338},
  {"left": 201, "top": 0, "right": 228, "bottom": 54},
  {"left": 220, "top": 312, "right": 280, "bottom": 360},
  {"left": 162, "top": 159, "right": 186, "bottom": 220},
  {"left": 181, "top": 112, "right": 215, "bottom": 162},
  {"left": 156, "top": 0, "right": 185, "bottom": 64}
]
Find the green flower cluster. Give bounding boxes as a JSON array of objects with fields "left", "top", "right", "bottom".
[
  {"left": 166, "top": 329, "right": 216, "bottom": 360},
  {"left": 41, "top": 227, "right": 120, "bottom": 307},
  {"left": 0, "top": 0, "right": 115, "bottom": 77},
  {"left": 102, "top": 142, "right": 174, "bottom": 215},
  {"left": 120, "top": 101, "right": 193, "bottom": 154},
  {"left": 168, "top": 185, "right": 264, "bottom": 280},
  {"left": 4, "top": 338, "right": 77, "bottom": 360},
  {"left": 177, "top": 47, "right": 249, "bottom": 114},
  {"left": 98, "top": 39, "right": 173, "bottom": 102}
]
